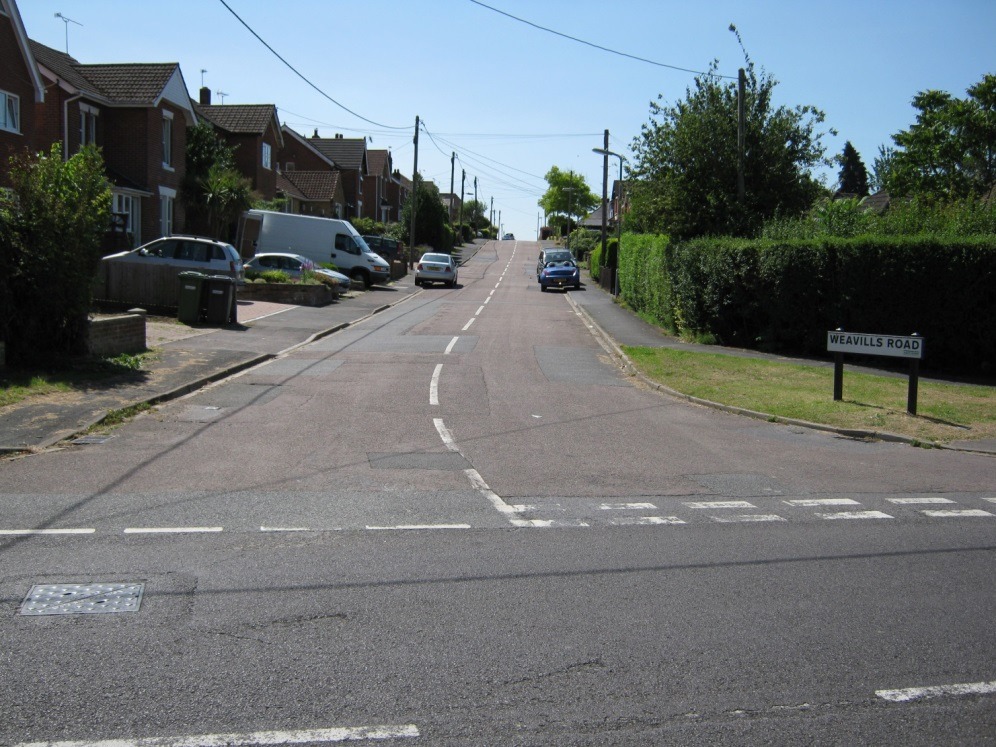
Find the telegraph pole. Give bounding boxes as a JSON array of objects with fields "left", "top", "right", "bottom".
[
  {"left": 409, "top": 115, "right": 419, "bottom": 268},
  {"left": 599, "top": 128, "right": 609, "bottom": 265},
  {"left": 458, "top": 169, "right": 466, "bottom": 242},
  {"left": 449, "top": 151, "right": 456, "bottom": 232},
  {"left": 473, "top": 177, "right": 478, "bottom": 236},
  {"left": 737, "top": 69, "right": 746, "bottom": 204}
]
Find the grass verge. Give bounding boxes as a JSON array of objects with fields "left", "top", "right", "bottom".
[
  {"left": 0, "top": 351, "right": 156, "bottom": 409},
  {"left": 622, "top": 346, "right": 996, "bottom": 445}
]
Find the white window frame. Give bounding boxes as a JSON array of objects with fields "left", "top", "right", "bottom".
[
  {"left": 159, "top": 186, "right": 176, "bottom": 237},
  {"left": 112, "top": 192, "right": 141, "bottom": 247},
  {"left": 79, "top": 103, "right": 98, "bottom": 147},
  {"left": 161, "top": 111, "right": 174, "bottom": 169},
  {"left": 262, "top": 142, "right": 272, "bottom": 170},
  {"left": 0, "top": 90, "right": 21, "bottom": 134}
]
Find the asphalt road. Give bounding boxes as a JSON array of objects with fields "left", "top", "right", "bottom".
[{"left": 1, "top": 239, "right": 994, "bottom": 746}]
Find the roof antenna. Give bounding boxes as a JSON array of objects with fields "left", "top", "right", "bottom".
[
  {"left": 54, "top": 12, "right": 83, "bottom": 55},
  {"left": 200, "top": 69, "right": 208, "bottom": 87},
  {"left": 216, "top": 90, "right": 229, "bottom": 104}
]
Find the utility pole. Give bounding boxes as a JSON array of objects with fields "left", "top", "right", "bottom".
[
  {"left": 458, "top": 169, "right": 466, "bottom": 243},
  {"left": 599, "top": 128, "right": 609, "bottom": 266},
  {"left": 473, "top": 177, "right": 478, "bottom": 236},
  {"left": 449, "top": 152, "right": 456, "bottom": 233},
  {"left": 737, "top": 68, "right": 746, "bottom": 204},
  {"left": 409, "top": 115, "right": 419, "bottom": 268},
  {"left": 490, "top": 197, "right": 494, "bottom": 234}
]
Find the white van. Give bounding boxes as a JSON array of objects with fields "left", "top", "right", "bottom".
[{"left": 237, "top": 210, "right": 390, "bottom": 288}]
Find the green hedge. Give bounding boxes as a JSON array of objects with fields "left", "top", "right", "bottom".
[{"left": 619, "top": 234, "right": 996, "bottom": 373}]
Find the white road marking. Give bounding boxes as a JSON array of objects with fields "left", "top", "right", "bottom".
[
  {"left": 511, "top": 518, "right": 589, "bottom": 528},
  {"left": 876, "top": 680, "right": 996, "bottom": 702},
  {"left": 817, "top": 511, "right": 893, "bottom": 520},
  {"left": 15, "top": 724, "right": 421, "bottom": 747},
  {"left": 366, "top": 524, "right": 472, "bottom": 530},
  {"left": 922, "top": 509, "right": 994, "bottom": 518},
  {"left": 123, "top": 527, "right": 223, "bottom": 534},
  {"left": 685, "top": 501, "right": 756, "bottom": 509},
  {"left": 462, "top": 317, "right": 476, "bottom": 331},
  {"left": 611, "top": 516, "right": 686, "bottom": 526},
  {"left": 784, "top": 498, "right": 861, "bottom": 507},
  {"left": 475, "top": 305, "right": 485, "bottom": 315},
  {"left": 888, "top": 497, "right": 955, "bottom": 504},
  {"left": 465, "top": 468, "right": 519, "bottom": 516},
  {"left": 483, "top": 296, "right": 491, "bottom": 304},
  {"left": 444, "top": 336, "right": 459, "bottom": 355},
  {"left": 433, "top": 418, "right": 460, "bottom": 452},
  {"left": 429, "top": 363, "right": 442, "bottom": 405},
  {"left": 599, "top": 502, "right": 658, "bottom": 510},
  {"left": 983, "top": 497, "right": 996, "bottom": 504},
  {"left": 711, "top": 514, "right": 786, "bottom": 523},
  {"left": 0, "top": 528, "right": 95, "bottom": 535}
]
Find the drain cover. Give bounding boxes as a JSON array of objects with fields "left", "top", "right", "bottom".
[
  {"left": 71, "top": 435, "right": 115, "bottom": 445},
  {"left": 19, "top": 583, "right": 145, "bottom": 616}
]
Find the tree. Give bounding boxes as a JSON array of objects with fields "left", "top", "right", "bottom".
[
  {"left": 182, "top": 122, "right": 252, "bottom": 240},
  {"left": 837, "top": 141, "right": 869, "bottom": 196},
  {"left": 538, "top": 167, "right": 598, "bottom": 235},
  {"left": 628, "top": 49, "right": 831, "bottom": 239},
  {"left": 883, "top": 74, "right": 996, "bottom": 199},
  {"left": 400, "top": 175, "right": 452, "bottom": 251},
  {"left": 0, "top": 144, "right": 111, "bottom": 364}
]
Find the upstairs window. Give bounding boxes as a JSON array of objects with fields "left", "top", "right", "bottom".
[
  {"left": 0, "top": 91, "right": 20, "bottom": 133},
  {"left": 80, "top": 104, "right": 98, "bottom": 147},
  {"left": 161, "top": 112, "right": 174, "bottom": 168},
  {"left": 262, "top": 142, "right": 272, "bottom": 170}
]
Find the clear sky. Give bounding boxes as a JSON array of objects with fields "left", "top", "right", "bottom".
[{"left": 17, "top": 0, "right": 996, "bottom": 241}]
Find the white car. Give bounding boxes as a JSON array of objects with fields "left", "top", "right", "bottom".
[
  {"left": 103, "top": 235, "right": 245, "bottom": 283},
  {"left": 414, "top": 252, "right": 458, "bottom": 288}
]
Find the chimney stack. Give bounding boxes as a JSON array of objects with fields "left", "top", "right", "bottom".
[{"left": 199, "top": 86, "right": 211, "bottom": 106}]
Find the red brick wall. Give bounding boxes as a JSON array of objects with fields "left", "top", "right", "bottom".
[{"left": 0, "top": 14, "right": 38, "bottom": 185}]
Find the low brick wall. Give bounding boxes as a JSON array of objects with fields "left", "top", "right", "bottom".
[
  {"left": 88, "top": 313, "right": 147, "bottom": 356},
  {"left": 238, "top": 282, "right": 338, "bottom": 306}
]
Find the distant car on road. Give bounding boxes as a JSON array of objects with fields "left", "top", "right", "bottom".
[
  {"left": 415, "top": 252, "right": 458, "bottom": 288},
  {"left": 245, "top": 252, "right": 351, "bottom": 292},
  {"left": 502, "top": 233, "right": 515, "bottom": 240},
  {"left": 103, "top": 235, "right": 245, "bottom": 283},
  {"left": 536, "top": 248, "right": 580, "bottom": 291}
]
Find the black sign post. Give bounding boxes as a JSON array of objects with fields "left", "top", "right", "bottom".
[{"left": 827, "top": 330, "right": 924, "bottom": 415}]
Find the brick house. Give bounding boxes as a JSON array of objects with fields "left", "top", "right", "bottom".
[
  {"left": 194, "top": 88, "right": 282, "bottom": 202},
  {"left": 388, "top": 170, "right": 412, "bottom": 223},
  {"left": 0, "top": 0, "right": 45, "bottom": 186},
  {"left": 298, "top": 131, "right": 368, "bottom": 220},
  {"left": 276, "top": 170, "right": 345, "bottom": 218},
  {"left": 28, "top": 39, "right": 196, "bottom": 248},
  {"left": 439, "top": 193, "right": 461, "bottom": 224},
  {"left": 363, "top": 149, "right": 395, "bottom": 223}
]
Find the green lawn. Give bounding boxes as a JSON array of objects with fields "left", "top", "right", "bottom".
[{"left": 623, "top": 346, "right": 996, "bottom": 445}]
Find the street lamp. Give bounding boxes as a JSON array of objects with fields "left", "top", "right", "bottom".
[{"left": 592, "top": 148, "right": 627, "bottom": 295}]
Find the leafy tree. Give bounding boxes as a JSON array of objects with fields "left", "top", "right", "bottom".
[
  {"left": 628, "top": 46, "right": 831, "bottom": 239},
  {"left": 538, "top": 167, "right": 599, "bottom": 235},
  {"left": 0, "top": 144, "right": 111, "bottom": 364},
  {"left": 871, "top": 145, "right": 896, "bottom": 193},
  {"left": 883, "top": 74, "right": 996, "bottom": 199},
  {"left": 400, "top": 174, "right": 452, "bottom": 251},
  {"left": 182, "top": 122, "right": 252, "bottom": 239},
  {"left": 837, "top": 141, "right": 869, "bottom": 196},
  {"left": 461, "top": 199, "right": 490, "bottom": 232}
]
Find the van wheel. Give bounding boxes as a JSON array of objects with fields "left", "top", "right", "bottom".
[{"left": 351, "top": 268, "right": 371, "bottom": 288}]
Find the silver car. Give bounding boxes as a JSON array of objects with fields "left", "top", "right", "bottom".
[
  {"left": 103, "top": 235, "right": 245, "bottom": 284},
  {"left": 415, "top": 252, "right": 458, "bottom": 288},
  {"left": 245, "top": 252, "right": 351, "bottom": 292}
]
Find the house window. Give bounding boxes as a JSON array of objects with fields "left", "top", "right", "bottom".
[
  {"left": 113, "top": 192, "right": 140, "bottom": 246},
  {"left": 159, "top": 186, "right": 176, "bottom": 236},
  {"left": 262, "top": 142, "right": 272, "bottom": 170},
  {"left": 0, "top": 90, "right": 20, "bottom": 133},
  {"left": 161, "top": 111, "right": 174, "bottom": 168},
  {"left": 80, "top": 104, "right": 98, "bottom": 147}
]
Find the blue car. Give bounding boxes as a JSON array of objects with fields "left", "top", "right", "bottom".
[{"left": 537, "top": 251, "right": 581, "bottom": 291}]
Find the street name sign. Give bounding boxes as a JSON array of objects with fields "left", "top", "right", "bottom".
[{"left": 826, "top": 331, "right": 924, "bottom": 359}]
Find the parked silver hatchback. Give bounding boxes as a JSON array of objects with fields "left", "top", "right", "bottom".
[{"left": 103, "top": 235, "right": 245, "bottom": 284}]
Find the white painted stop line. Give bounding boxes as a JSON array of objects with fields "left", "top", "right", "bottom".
[
  {"left": 876, "top": 680, "right": 996, "bottom": 702},
  {"left": 15, "top": 723, "right": 420, "bottom": 747}
]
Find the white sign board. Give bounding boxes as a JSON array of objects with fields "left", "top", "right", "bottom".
[{"left": 827, "top": 331, "right": 924, "bottom": 359}]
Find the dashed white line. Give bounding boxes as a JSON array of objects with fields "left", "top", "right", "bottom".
[
  {"left": 475, "top": 305, "right": 485, "bottom": 315},
  {"left": 366, "top": 524, "right": 472, "bottom": 531},
  {"left": 611, "top": 516, "right": 686, "bottom": 526},
  {"left": 0, "top": 528, "right": 95, "bottom": 535},
  {"left": 876, "top": 680, "right": 996, "bottom": 702},
  {"left": 444, "top": 336, "right": 459, "bottom": 354},
  {"left": 685, "top": 500, "right": 756, "bottom": 509},
  {"left": 14, "top": 724, "right": 421, "bottom": 747},
  {"left": 462, "top": 317, "right": 476, "bottom": 331},
  {"left": 599, "top": 502, "right": 657, "bottom": 510},
  {"left": 888, "top": 497, "right": 955, "bottom": 505},
  {"left": 922, "top": 509, "right": 994, "bottom": 518},
  {"left": 429, "top": 363, "right": 443, "bottom": 405},
  {"left": 784, "top": 498, "right": 861, "bottom": 507},
  {"left": 123, "top": 527, "right": 223, "bottom": 534},
  {"left": 711, "top": 514, "right": 786, "bottom": 523},
  {"left": 817, "top": 511, "right": 893, "bottom": 520}
]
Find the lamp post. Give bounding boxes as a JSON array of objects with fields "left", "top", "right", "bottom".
[{"left": 592, "top": 148, "right": 626, "bottom": 295}]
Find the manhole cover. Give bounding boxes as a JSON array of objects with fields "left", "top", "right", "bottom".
[
  {"left": 71, "top": 435, "right": 115, "bottom": 445},
  {"left": 19, "top": 583, "right": 145, "bottom": 616}
]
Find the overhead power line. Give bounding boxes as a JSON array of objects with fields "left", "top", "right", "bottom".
[
  {"left": 467, "top": 0, "right": 737, "bottom": 80},
  {"left": 216, "top": 0, "right": 411, "bottom": 130}
]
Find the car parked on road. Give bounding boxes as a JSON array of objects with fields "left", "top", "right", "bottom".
[
  {"left": 502, "top": 233, "right": 515, "bottom": 240},
  {"left": 536, "top": 248, "right": 580, "bottom": 291},
  {"left": 362, "top": 235, "right": 402, "bottom": 262},
  {"left": 245, "top": 252, "right": 351, "bottom": 292},
  {"left": 414, "top": 252, "right": 458, "bottom": 287},
  {"left": 103, "top": 235, "right": 245, "bottom": 283}
]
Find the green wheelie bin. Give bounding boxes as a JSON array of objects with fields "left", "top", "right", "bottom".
[{"left": 177, "top": 271, "right": 207, "bottom": 324}]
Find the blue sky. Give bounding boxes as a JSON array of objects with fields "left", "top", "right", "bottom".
[{"left": 17, "top": 0, "right": 996, "bottom": 240}]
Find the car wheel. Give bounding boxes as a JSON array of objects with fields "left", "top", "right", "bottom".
[
  {"left": 351, "top": 268, "right": 371, "bottom": 288},
  {"left": 540, "top": 285, "right": 547, "bottom": 292}
]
